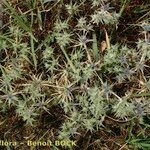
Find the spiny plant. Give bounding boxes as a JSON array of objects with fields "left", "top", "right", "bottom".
[{"left": 0, "top": 0, "right": 150, "bottom": 149}]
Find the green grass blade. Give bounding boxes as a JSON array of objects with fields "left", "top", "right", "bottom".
[
  {"left": 131, "top": 92, "right": 150, "bottom": 97},
  {"left": 92, "top": 32, "right": 99, "bottom": 61},
  {"left": 60, "top": 46, "right": 76, "bottom": 73},
  {"left": 2, "top": 0, "right": 37, "bottom": 42},
  {"left": 30, "top": 35, "right": 37, "bottom": 69}
]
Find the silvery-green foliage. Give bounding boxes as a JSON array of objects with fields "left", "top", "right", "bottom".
[
  {"left": 113, "top": 100, "right": 135, "bottom": 119},
  {"left": 42, "top": 46, "right": 58, "bottom": 73},
  {"left": 16, "top": 100, "right": 38, "bottom": 126},
  {"left": 133, "top": 101, "right": 145, "bottom": 117},
  {"left": 65, "top": 2, "right": 79, "bottom": 16},
  {"left": 54, "top": 32, "right": 72, "bottom": 48},
  {"left": 59, "top": 87, "right": 107, "bottom": 138},
  {"left": 101, "top": 82, "right": 113, "bottom": 99},
  {"left": 83, "top": 118, "right": 97, "bottom": 131},
  {"left": 82, "top": 64, "right": 94, "bottom": 81},
  {"left": 74, "top": 32, "right": 93, "bottom": 49},
  {"left": 43, "top": 46, "right": 54, "bottom": 60},
  {"left": 0, "top": 39, "right": 7, "bottom": 51},
  {"left": 103, "top": 45, "right": 122, "bottom": 73},
  {"left": 70, "top": 50, "right": 84, "bottom": 64},
  {"left": 76, "top": 17, "right": 87, "bottom": 29},
  {"left": 137, "top": 40, "right": 150, "bottom": 61},
  {"left": 103, "top": 45, "right": 135, "bottom": 75},
  {"left": 58, "top": 119, "right": 78, "bottom": 140},
  {"left": 59, "top": 86, "right": 107, "bottom": 136},
  {"left": 44, "top": 58, "right": 58, "bottom": 73},
  {"left": 68, "top": 63, "right": 94, "bottom": 82},
  {"left": 0, "top": 73, "right": 12, "bottom": 91},
  {"left": 0, "top": 60, "right": 23, "bottom": 90},
  {"left": 91, "top": 0, "right": 106, "bottom": 7},
  {"left": 9, "top": 26, "right": 23, "bottom": 38},
  {"left": 76, "top": 17, "right": 93, "bottom": 32},
  {"left": 91, "top": 5, "right": 119, "bottom": 25},
  {"left": 54, "top": 20, "right": 69, "bottom": 32},
  {"left": 87, "top": 87, "right": 106, "bottom": 118},
  {"left": 53, "top": 19, "right": 72, "bottom": 48},
  {"left": 23, "top": 74, "right": 44, "bottom": 101},
  {"left": 2, "top": 0, "right": 150, "bottom": 144},
  {"left": 0, "top": 90, "right": 18, "bottom": 107}
]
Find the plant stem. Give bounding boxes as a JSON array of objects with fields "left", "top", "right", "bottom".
[
  {"left": 60, "top": 46, "right": 76, "bottom": 73},
  {"left": 30, "top": 35, "right": 37, "bottom": 69}
]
